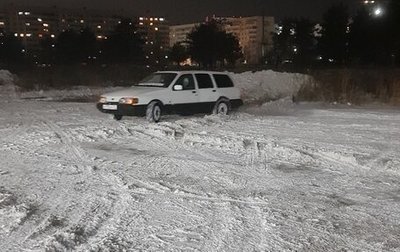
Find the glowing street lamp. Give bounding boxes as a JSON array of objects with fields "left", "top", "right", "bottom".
[{"left": 373, "top": 7, "right": 383, "bottom": 16}]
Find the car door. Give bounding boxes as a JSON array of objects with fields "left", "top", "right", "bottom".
[
  {"left": 194, "top": 73, "right": 219, "bottom": 112},
  {"left": 167, "top": 74, "right": 199, "bottom": 113}
]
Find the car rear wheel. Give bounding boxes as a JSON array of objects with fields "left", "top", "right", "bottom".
[
  {"left": 146, "top": 101, "right": 162, "bottom": 123},
  {"left": 213, "top": 99, "right": 230, "bottom": 115},
  {"left": 113, "top": 114, "right": 123, "bottom": 121}
]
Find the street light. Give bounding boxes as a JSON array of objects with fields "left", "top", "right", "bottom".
[{"left": 373, "top": 6, "right": 383, "bottom": 16}]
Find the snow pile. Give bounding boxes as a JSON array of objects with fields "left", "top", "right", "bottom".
[
  {"left": 0, "top": 70, "right": 18, "bottom": 100},
  {"left": 239, "top": 96, "right": 297, "bottom": 116},
  {"left": 19, "top": 86, "right": 121, "bottom": 102},
  {"left": 231, "top": 70, "right": 313, "bottom": 104}
]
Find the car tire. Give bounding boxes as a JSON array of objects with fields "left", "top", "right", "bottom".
[
  {"left": 212, "top": 99, "right": 231, "bottom": 115},
  {"left": 146, "top": 101, "right": 162, "bottom": 123},
  {"left": 113, "top": 114, "right": 123, "bottom": 121}
]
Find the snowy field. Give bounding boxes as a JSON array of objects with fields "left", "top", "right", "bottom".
[
  {"left": 1, "top": 69, "right": 400, "bottom": 251},
  {"left": 1, "top": 98, "right": 400, "bottom": 251}
]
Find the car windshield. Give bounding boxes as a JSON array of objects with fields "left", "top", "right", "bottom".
[{"left": 135, "top": 73, "right": 177, "bottom": 87}]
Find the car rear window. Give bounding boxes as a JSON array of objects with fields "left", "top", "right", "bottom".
[
  {"left": 213, "top": 74, "right": 234, "bottom": 88},
  {"left": 195, "top": 74, "right": 214, "bottom": 89}
]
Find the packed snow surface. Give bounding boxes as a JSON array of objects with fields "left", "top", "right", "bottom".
[
  {"left": 1, "top": 97, "right": 399, "bottom": 251},
  {"left": 1, "top": 70, "right": 399, "bottom": 251}
]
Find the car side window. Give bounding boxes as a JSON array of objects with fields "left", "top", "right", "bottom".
[
  {"left": 195, "top": 74, "right": 214, "bottom": 89},
  {"left": 174, "top": 74, "right": 195, "bottom": 90},
  {"left": 213, "top": 74, "right": 234, "bottom": 88}
]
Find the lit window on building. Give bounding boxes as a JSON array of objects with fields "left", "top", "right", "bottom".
[
  {"left": 139, "top": 17, "right": 144, "bottom": 21},
  {"left": 97, "top": 25, "right": 102, "bottom": 29},
  {"left": 155, "top": 27, "right": 158, "bottom": 31},
  {"left": 0, "top": 22, "right": 5, "bottom": 26},
  {"left": 80, "top": 20, "right": 84, "bottom": 23},
  {"left": 159, "top": 18, "right": 165, "bottom": 21},
  {"left": 37, "top": 18, "right": 43, "bottom": 22},
  {"left": 150, "top": 22, "right": 153, "bottom": 26},
  {"left": 51, "top": 34, "right": 55, "bottom": 38},
  {"left": 43, "top": 23, "right": 49, "bottom": 27},
  {"left": 26, "top": 22, "right": 30, "bottom": 26}
]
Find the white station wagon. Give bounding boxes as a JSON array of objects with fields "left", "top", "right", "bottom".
[{"left": 97, "top": 71, "right": 243, "bottom": 122}]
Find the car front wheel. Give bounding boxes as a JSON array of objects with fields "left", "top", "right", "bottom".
[
  {"left": 146, "top": 101, "right": 162, "bottom": 123},
  {"left": 213, "top": 99, "right": 230, "bottom": 115},
  {"left": 113, "top": 114, "right": 123, "bottom": 121}
]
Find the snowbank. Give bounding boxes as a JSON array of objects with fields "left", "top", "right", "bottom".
[
  {"left": 0, "top": 70, "right": 18, "bottom": 100},
  {"left": 231, "top": 70, "right": 313, "bottom": 104},
  {"left": 19, "top": 86, "right": 121, "bottom": 102},
  {"left": 1, "top": 69, "right": 313, "bottom": 104}
]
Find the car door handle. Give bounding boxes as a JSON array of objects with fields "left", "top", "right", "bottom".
[{"left": 192, "top": 91, "right": 197, "bottom": 93}]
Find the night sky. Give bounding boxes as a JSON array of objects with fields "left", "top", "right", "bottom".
[{"left": 0, "top": 0, "right": 360, "bottom": 23}]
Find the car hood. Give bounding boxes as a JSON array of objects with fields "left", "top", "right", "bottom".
[{"left": 102, "top": 86, "right": 165, "bottom": 102}]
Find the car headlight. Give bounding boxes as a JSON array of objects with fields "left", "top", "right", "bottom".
[
  {"left": 99, "top": 96, "right": 107, "bottom": 103},
  {"left": 119, "top": 97, "right": 139, "bottom": 105}
]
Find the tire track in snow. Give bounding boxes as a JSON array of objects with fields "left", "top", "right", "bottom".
[{"left": 27, "top": 119, "right": 137, "bottom": 251}]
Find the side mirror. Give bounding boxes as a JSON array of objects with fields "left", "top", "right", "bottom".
[{"left": 173, "top": 84, "right": 183, "bottom": 91}]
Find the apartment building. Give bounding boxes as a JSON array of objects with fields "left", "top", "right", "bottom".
[
  {"left": 169, "top": 23, "right": 200, "bottom": 47},
  {"left": 0, "top": 5, "right": 122, "bottom": 53},
  {"left": 136, "top": 16, "right": 170, "bottom": 65},
  {"left": 218, "top": 16, "right": 275, "bottom": 64},
  {"left": 169, "top": 16, "right": 275, "bottom": 65}
]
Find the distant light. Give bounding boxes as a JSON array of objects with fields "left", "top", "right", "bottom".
[
  {"left": 51, "top": 44, "right": 55, "bottom": 48},
  {"left": 159, "top": 18, "right": 165, "bottom": 21},
  {"left": 80, "top": 20, "right": 84, "bottom": 23},
  {"left": 26, "top": 22, "right": 30, "bottom": 26},
  {"left": 139, "top": 22, "right": 144, "bottom": 25},
  {"left": 154, "top": 27, "right": 158, "bottom": 31},
  {"left": 97, "top": 25, "right": 102, "bottom": 29},
  {"left": 22, "top": 49, "right": 25, "bottom": 53},
  {"left": 51, "top": 34, "right": 55, "bottom": 38},
  {"left": 14, "top": 33, "right": 18, "bottom": 37},
  {"left": 26, "top": 34, "right": 32, "bottom": 37},
  {"left": 150, "top": 22, "right": 153, "bottom": 26},
  {"left": 374, "top": 7, "right": 383, "bottom": 16},
  {"left": 97, "top": 35, "right": 103, "bottom": 39},
  {"left": 37, "top": 18, "right": 43, "bottom": 22},
  {"left": 18, "top": 12, "right": 23, "bottom": 15},
  {"left": 20, "top": 33, "right": 24, "bottom": 37},
  {"left": 139, "top": 17, "right": 144, "bottom": 21},
  {"left": 150, "top": 18, "right": 153, "bottom": 21},
  {"left": 165, "top": 55, "right": 168, "bottom": 59},
  {"left": 25, "top": 12, "right": 30, "bottom": 15},
  {"left": 43, "top": 23, "right": 49, "bottom": 27}
]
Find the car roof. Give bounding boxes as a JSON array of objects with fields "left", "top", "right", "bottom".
[{"left": 155, "top": 70, "right": 230, "bottom": 75}]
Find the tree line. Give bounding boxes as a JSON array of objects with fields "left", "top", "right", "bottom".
[
  {"left": 1, "top": 0, "right": 399, "bottom": 68},
  {"left": 269, "top": 0, "right": 400, "bottom": 68}
]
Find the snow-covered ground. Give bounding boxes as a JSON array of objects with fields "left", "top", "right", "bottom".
[
  {"left": 1, "top": 98, "right": 399, "bottom": 251},
  {"left": 1, "top": 69, "right": 400, "bottom": 251}
]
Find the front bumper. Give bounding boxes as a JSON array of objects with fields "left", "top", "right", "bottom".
[{"left": 96, "top": 102, "right": 147, "bottom": 116}]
